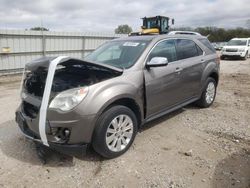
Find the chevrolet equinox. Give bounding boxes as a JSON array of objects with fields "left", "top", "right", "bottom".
[{"left": 16, "top": 34, "right": 220, "bottom": 158}]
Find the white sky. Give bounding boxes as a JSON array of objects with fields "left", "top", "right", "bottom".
[{"left": 0, "top": 0, "right": 249, "bottom": 32}]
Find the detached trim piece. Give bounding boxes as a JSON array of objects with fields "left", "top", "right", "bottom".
[{"left": 39, "top": 56, "right": 68, "bottom": 146}]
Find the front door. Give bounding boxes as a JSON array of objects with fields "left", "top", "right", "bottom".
[{"left": 144, "top": 39, "right": 184, "bottom": 117}]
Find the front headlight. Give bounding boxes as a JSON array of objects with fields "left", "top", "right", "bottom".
[
  {"left": 49, "top": 87, "right": 89, "bottom": 111},
  {"left": 238, "top": 48, "right": 245, "bottom": 52}
]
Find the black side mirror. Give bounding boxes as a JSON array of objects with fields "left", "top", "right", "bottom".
[{"left": 172, "top": 19, "right": 175, "bottom": 25}]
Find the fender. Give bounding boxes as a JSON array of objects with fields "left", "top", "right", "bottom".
[
  {"left": 81, "top": 80, "right": 144, "bottom": 118},
  {"left": 200, "top": 61, "right": 219, "bottom": 90}
]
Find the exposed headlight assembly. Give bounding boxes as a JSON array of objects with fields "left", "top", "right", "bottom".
[{"left": 49, "top": 87, "right": 89, "bottom": 111}]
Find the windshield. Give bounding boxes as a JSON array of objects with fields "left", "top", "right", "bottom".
[
  {"left": 146, "top": 19, "right": 159, "bottom": 29},
  {"left": 227, "top": 39, "right": 247, "bottom": 46},
  {"left": 84, "top": 40, "right": 149, "bottom": 69}
]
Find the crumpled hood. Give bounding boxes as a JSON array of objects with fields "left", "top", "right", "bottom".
[
  {"left": 22, "top": 56, "right": 123, "bottom": 146},
  {"left": 25, "top": 56, "right": 123, "bottom": 73}
]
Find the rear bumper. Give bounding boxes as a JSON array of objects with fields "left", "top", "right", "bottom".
[{"left": 15, "top": 111, "right": 88, "bottom": 157}]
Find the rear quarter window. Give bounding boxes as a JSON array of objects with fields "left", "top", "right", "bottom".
[{"left": 198, "top": 38, "right": 216, "bottom": 53}]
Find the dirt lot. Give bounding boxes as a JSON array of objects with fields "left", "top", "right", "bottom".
[{"left": 0, "top": 58, "right": 249, "bottom": 188}]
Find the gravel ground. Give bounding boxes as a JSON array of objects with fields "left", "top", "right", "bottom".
[{"left": 0, "top": 58, "right": 249, "bottom": 188}]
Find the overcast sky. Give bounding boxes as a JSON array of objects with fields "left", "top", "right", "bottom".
[{"left": 0, "top": 0, "right": 249, "bottom": 32}]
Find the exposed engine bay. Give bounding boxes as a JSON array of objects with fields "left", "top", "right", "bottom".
[{"left": 23, "top": 59, "right": 122, "bottom": 98}]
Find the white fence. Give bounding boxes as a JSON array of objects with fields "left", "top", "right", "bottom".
[{"left": 0, "top": 30, "right": 125, "bottom": 75}]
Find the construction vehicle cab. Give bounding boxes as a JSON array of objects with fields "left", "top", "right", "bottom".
[
  {"left": 141, "top": 16, "right": 171, "bottom": 34},
  {"left": 130, "top": 16, "right": 174, "bottom": 36}
]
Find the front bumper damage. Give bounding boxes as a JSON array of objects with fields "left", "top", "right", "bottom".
[
  {"left": 16, "top": 56, "right": 122, "bottom": 158},
  {"left": 15, "top": 110, "right": 88, "bottom": 158}
]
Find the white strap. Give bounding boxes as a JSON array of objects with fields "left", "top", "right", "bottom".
[{"left": 39, "top": 56, "right": 68, "bottom": 146}]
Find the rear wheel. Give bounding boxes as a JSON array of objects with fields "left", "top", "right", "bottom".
[
  {"left": 92, "top": 105, "right": 137, "bottom": 158},
  {"left": 196, "top": 77, "right": 217, "bottom": 108}
]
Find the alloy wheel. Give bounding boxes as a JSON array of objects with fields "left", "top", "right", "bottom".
[
  {"left": 205, "top": 82, "right": 215, "bottom": 104},
  {"left": 105, "top": 115, "right": 134, "bottom": 152}
]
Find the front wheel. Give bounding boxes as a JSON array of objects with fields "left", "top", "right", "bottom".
[
  {"left": 220, "top": 55, "right": 225, "bottom": 60},
  {"left": 92, "top": 105, "right": 138, "bottom": 158},
  {"left": 243, "top": 51, "right": 248, "bottom": 60},
  {"left": 196, "top": 77, "right": 217, "bottom": 108}
]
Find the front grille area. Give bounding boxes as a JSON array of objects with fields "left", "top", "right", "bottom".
[
  {"left": 226, "top": 48, "right": 238, "bottom": 52},
  {"left": 22, "top": 101, "right": 39, "bottom": 118}
]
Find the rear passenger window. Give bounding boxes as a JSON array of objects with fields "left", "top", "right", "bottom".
[
  {"left": 176, "top": 39, "right": 201, "bottom": 60},
  {"left": 149, "top": 39, "right": 177, "bottom": 63}
]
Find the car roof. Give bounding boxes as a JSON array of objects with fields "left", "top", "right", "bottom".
[{"left": 114, "top": 34, "right": 206, "bottom": 42}]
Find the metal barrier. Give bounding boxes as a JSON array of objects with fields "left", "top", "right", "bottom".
[{"left": 0, "top": 30, "right": 125, "bottom": 82}]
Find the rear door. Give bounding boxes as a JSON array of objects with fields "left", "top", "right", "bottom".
[{"left": 175, "top": 39, "right": 204, "bottom": 99}]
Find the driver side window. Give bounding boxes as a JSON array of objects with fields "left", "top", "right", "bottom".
[{"left": 149, "top": 39, "right": 177, "bottom": 63}]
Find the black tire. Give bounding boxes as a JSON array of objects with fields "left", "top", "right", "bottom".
[
  {"left": 220, "top": 55, "right": 225, "bottom": 60},
  {"left": 92, "top": 105, "right": 138, "bottom": 159},
  {"left": 243, "top": 51, "right": 248, "bottom": 60},
  {"left": 196, "top": 77, "right": 217, "bottom": 108}
]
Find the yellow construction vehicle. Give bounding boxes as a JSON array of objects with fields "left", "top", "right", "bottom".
[{"left": 130, "top": 15, "right": 174, "bottom": 35}]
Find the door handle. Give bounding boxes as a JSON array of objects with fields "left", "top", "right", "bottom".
[
  {"left": 175, "top": 67, "right": 183, "bottom": 74},
  {"left": 201, "top": 59, "right": 205, "bottom": 62}
]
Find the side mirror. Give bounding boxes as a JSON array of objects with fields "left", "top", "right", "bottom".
[
  {"left": 172, "top": 19, "right": 175, "bottom": 25},
  {"left": 146, "top": 57, "right": 168, "bottom": 68}
]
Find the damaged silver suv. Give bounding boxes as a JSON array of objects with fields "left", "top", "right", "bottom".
[{"left": 16, "top": 34, "right": 220, "bottom": 158}]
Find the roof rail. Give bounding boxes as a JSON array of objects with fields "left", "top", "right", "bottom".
[{"left": 168, "top": 31, "right": 201, "bottom": 36}]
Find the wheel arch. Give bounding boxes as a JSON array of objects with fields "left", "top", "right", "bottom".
[
  {"left": 97, "top": 97, "right": 142, "bottom": 128},
  {"left": 201, "top": 61, "right": 219, "bottom": 89},
  {"left": 91, "top": 96, "right": 142, "bottom": 143},
  {"left": 208, "top": 71, "right": 219, "bottom": 86}
]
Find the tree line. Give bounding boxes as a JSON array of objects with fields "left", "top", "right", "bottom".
[
  {"left": 172, "top": 27, "right": 250, "bottom": 42},
  {"left": 29, "top": 25, "right": 250, "bottom": 43},
  {"left": 114, "top": 24, "right": 250, "bottom": 42}
]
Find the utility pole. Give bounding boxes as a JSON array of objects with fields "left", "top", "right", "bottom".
[{"left": 41, "top": 19, "right": 46, "bottom": 56}]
